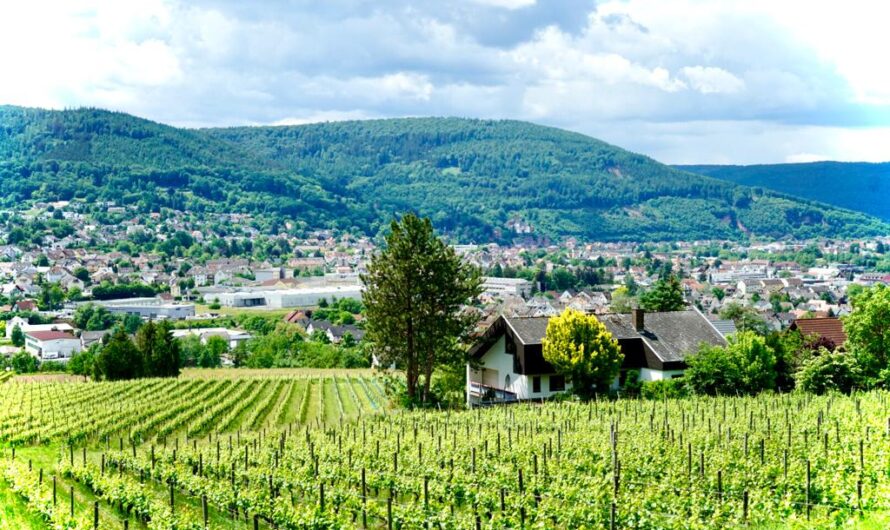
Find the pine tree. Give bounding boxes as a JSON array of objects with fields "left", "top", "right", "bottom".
[
  {"left": 361, "top": 214, "right": 482, "bottom": 403},
  {"left": 94, "top": 328, "right": 144, "bottom": 381},
  {"left": 10, "top": 324, "right": 24, "bottom": 347},
  {"left": 639, "top": 274, "right": 686, "bottom": 312}
]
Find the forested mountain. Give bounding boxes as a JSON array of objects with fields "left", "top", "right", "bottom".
[
  {"left": 678, "top": 162, "right": 890, "bottom": 222},
  {"left": 1, "top": 105, "right": 887, "bottom": 242}
]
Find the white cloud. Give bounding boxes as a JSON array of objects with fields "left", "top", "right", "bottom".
[
  {"left": 510, "top": 26, "right": 687, "bottom": 93},
  {"left": 1, "top": 0, "right": 890, "bottom": 163},
  {"left": 471, "top": 0, "right": 536, "bottom": 9},
  {"left": 270, "top": 110, "right": 376, "bottom": 126},
  {"left": 681, "top": 66, "right": 744, "bottom": 95},
  {"left": 785, "top": 153, "right": 829, "bottom": 163}
]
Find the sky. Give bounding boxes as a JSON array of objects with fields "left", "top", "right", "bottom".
[{"left": 2, "top": 0, "right": 890, "bottom": 164}]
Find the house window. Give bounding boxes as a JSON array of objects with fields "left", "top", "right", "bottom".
[
  {"left": 532, "top": 376, "right": 541, "bottom": 393},
  {"left": 549, "top": 375, "right": 565, "bottom": 392}
]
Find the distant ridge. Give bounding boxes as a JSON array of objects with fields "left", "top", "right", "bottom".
[
  {"left": 1, "top": 104, "right": 888, "bottom": 242},
  {"left": 678, "top": 162, "right": 890, "bottom": 222}
]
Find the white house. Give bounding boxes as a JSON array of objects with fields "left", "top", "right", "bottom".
[
  {"left": 467, "top": 309, "right": 727, "bottom": 406},
  {"left": 24, "top": 330, "right": 81, "bottom": 362}
]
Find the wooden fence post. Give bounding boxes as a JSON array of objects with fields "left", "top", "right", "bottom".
[{"left": 806, "top": 459, "right": 811, "bottom": 520}]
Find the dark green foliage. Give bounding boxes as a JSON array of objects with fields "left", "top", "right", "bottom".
[
  {"left": 93, "top": 328, "right": 143, "bottom": 381},
  {"left": 10, "top": 325, "right": 24, "bottom": 347},
  {"left": 719, "top": 302, "right": 770, "bottom": 335},
  {"left": 135, "top": 320, "right": 181, "bottom": 377},
  {"left": 91, "top": 281, "right": 156, "bottom": 300},
  {"left": 680, "top": 162, "right": 890, "bottom": 221},
  {"left": 795, "top": 349, "right": 863, "bottom": 395},
  {"left": 72, "top": 303, "right": 116, "bottom": 331},
  {"left": 37, "top": 283, "right": 65, "bottom": 310},
  {"left": 67, "top": 347, "right": 96, "bottom": 378},
  {"left": 843, "top": 284, "right": 890, "bottom": 381},
  {"left": 685, "top": 331, "right": 777, "bottom": 396},
  {"left": 639, "top": 275, "right": 686, "bottom": 312},
  {"left": 2, "top": 105, "right": 887, "bottom": 242},
  {"left": 362, "top": 214, "right": 483, "bottom": 403},
  {"left": 200, "top": 336, "right": 227, "bottom": 368},
  {"left": 11, "top": 350, "right": 38, "bottom": 373},
  {"left": 640, "top": 378, "right": 689, "bottom": 400}
]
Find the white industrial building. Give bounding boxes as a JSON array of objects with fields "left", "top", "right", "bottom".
[
  {"left": 482, "top": 277, "right": 533, "bottom": 298},
  {"left": 25, "top": 330, "right": 81, "bottom": 362},
  {"left": 217, "top": 285, "right": 363, "bottom": 308},
  {"left": 94, "top": 298, "right": 196, "bottom": 320}
]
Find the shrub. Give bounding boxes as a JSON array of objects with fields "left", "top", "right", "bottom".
[
  {"left": 685, "top": 331, "right": 776, "bottom": 395},
  {"left": 641, "top": 378, "right": 688, "bottom": 400},
  {"left": 795, "top": 349, "right": 863, "bottom": 395},
  {"left": 622, "top": 369, "right": 642, "bottom": 397}
]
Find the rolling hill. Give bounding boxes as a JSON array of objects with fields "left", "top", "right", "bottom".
[
  {"left": 1, "top": 105, "right": 887, "bottom": 242},
  {"left": 678, "top": 162, "right": 890, "bottom": 222}
]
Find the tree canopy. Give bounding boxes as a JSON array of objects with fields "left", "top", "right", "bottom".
[
  {"left": 685, "top": 331, "right": 776, "bottom": 396},
  {"left": 542, "top": 308, "right": 623, "bottom": 397},
  {"left": 639, "top": 275, "right": 686, "bottom": 312}
]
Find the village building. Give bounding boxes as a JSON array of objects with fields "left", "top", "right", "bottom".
[
  {"left": 789, "top": 317, "right": 847, "bottom": 351},
  {"left": 466, "top": 309, "right": 727, "bottom": 406},
  {"left": 24, "top": 330, "right": 81, "bottom": 362}
]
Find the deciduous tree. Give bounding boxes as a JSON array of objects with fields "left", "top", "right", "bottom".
[
  {"left": 843, "top": 284, "right": 890, "bottom": 378},
  {"left": 93, "top": 328, "right": 143, "bottom": 381},
  {"left": 542, "top": 308, "right": 623, "bottom": 397}
]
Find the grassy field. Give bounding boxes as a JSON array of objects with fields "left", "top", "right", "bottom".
[
  {"left": 179, "top": 367, "right": 378, "bottom": 379},
  {"left": 193, "top": 303, "right": 296, "bottom": 319},
  {"left": 1, "top": 372, "right": 888, "bottom": 529}
]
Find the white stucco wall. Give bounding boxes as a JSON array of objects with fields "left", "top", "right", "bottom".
[
  {"left": 639, "top": 368, "right": 685, "bottom": 381},
  {"left": 468, "top": 335, "right": 572, "bottom": 403},
  {"left": 25, "top": 338, "right": 81, "bottom": 361}
]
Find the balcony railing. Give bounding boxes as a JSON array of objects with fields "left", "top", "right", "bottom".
[{"left": 468, "top": 381, "right": 517, "bottom": 404}]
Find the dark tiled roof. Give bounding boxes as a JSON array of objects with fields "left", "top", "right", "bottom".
[
  {"left": 500, "top": 310, "right": 726, "bottom": 364},
  {"left": 633, "top": 311, "right": 726, "bottom": 363},
  {"left": 710, "top": 319, "right": 738, "bottom": 337},
  {"left": 503, "top": 317, "right": 549, "bottom": 345}
]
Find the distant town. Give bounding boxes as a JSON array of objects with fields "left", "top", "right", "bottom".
[{"left": 2, "top": 199, "right": 886, "bottom": 370}]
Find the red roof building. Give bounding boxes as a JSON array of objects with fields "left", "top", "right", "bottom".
[
  {"left": 14, "top": 300, "right": 37, "bottom": 312},
  {"left": 789, "top": 317, "right": 847, "bottom": 350},
  {"left": 25, "top": 330, "right": 77, "bottom": 341}
]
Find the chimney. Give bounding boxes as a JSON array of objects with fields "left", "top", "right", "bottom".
[{"left": 632, "top": 308, "right": 644, "bottom": 331}]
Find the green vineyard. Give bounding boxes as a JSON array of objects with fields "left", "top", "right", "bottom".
[{"left": 1, "top": 373, "right": 889, "bottom": 529}]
